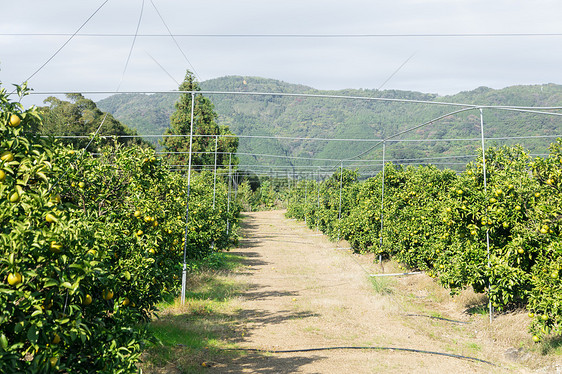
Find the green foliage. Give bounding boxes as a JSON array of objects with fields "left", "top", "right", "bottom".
[
  {"left": 0, "top": 84, "right": 239, "bottom": 373},
  {"left": 287, "top": 141, "right": 562, "bottom": 341},
  {"left": 99, "top": 78, "right": 562, "bottom": 172},
  {"left": 39, "top": 93, "right": 147, "bottom": 149}
]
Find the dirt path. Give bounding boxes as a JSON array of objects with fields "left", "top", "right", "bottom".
[{"left": 211, "top": 210, "right": 544, "bottom": 373}]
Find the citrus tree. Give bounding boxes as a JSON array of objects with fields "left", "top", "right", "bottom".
[
  {"left": 0, "top": 84, "right": 239, "bottom": 372},
  {"left": 286, "top": 142, "right": 562, "bottom": 341}
]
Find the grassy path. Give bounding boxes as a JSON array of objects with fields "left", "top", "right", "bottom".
[
  {"left": 213, "top": 211, "right": 502, "bottom": 373},
  {"left": 143, "top": 210, "right": 562, "bottom": 373}
]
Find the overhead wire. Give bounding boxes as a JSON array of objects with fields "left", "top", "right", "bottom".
[
  {"left": 4, "top": 32, "right": 562, "bottom": 38},
  {"left": 149, "top": 0, "right": 200, "bottom": 80},
  {"left": 344, "top": 107, "right": 479, "bottom": 162},
  {"left": 116, "top": 0, "right": 145, "bottom": 92},
  {"left": 10, "top": 0, "right": 110, "bottom": 93},
  {"left": 145, "top": 51, "right": 180, "bottom": 86},
  {"left": 377, "top": 52, "right": 417, "bottom": 91}
]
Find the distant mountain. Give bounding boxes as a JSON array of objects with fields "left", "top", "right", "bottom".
[{"left": 97, "top": 77, "right": 562, "bottom": 175}]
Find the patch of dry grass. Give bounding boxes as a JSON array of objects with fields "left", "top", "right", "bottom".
[{"left": 378, "top": 259, "right": 562, "bottom": 371}]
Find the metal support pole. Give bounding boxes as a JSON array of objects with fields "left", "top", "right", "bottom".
[
  {"left": 379, "top": 141, "right": 386, "bottom": 264},
  {"left": 212, "top": 135, "right": 218, "bottom": 209},
  {"left": 316, "top": 167, "right": 321, "bottom": 232},
  {"left": 304, "top": 175, "right": 308, "bottom": 226},
  {"left": 287, "top": 171, "right": 291, "bottom": 208},
  {"left": 234, "top": 170, "right": 238, "bottom": 200},
  {"left": 181, "top": 92, "right": 195, "bottom": 305},
  {"left": 338, "top": 160, "right": 343, "bottom": 242},
  {"left": 227, "top": 153, "right": 232, "bottom": 236},
  {"left": 479, "top": 108, "right": 493, "bottom": 323}
]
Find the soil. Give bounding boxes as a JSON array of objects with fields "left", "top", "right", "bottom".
[{"left": 206, "top": 210, "right": 562, "bottom": 373}]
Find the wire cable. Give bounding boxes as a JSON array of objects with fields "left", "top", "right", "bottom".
[
  {"left": 145, "top": 50, "right": 180, "bottom": 86},
  {"left": 28, "top": 89, "right": 562, "bottom": 110},
  {"left": 345, "top": 107, "right": 479, "bottom": 161},
  {"left": 116, "top": 0, "right": 145, "bottom": 92},
  {"left": 149, "top": 0, "right": 200, "bottom": 80},
  {"left": 44, "top": 132, "right": 562, "bottom": 143},
  {"left": 13, "top": 0, "right": 110, "bottom": 90},
  {"left": 5, "top": 32, "right": 562, "bottom": 38},
  {"left": 377, "top": 52, "right": 417, "bottom": 91},
  {"left": 47, "top": 113, "right": 109, "bottom": 194}
]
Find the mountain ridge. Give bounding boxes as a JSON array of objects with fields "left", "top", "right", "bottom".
[{"left": 97, "top": 76, "right": 562, "bottom": 173}]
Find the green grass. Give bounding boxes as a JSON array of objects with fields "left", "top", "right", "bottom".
[
  {"left": 537, "top": 335, "right": 562, "bottom": 356},
  {"left": 466, "top": 342, "right": 482, "bottom": 352},
  {"left": 187, "top": 252, "right": 247, "bottom": 272},
  {"left": 369, "top": 276, "right": 395, "bottom": 295},
  {"left": 466, "top": 304, "right": 489, "bottom": 315},
  {"left": 140, "top": 252, "right": 248, "bottom": 373}
]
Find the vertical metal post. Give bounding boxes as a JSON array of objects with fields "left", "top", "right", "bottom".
[
  {"left": 287, "top": 171, "right": 291, "bottom": 208},
  {"left": 227, "top": 153, "right": 232, "bottom": 236},
  {"left": 181, "top": 92, "right": 196, "bottom": 305},
  {"left": 379, "top": 141, "right": 386, "bottom": 264},
  {"left": 304, "top": 175, "right": 308, "bottom": 226},
  {"left": 234, "top": 170, "right": 238, "bottom": 200},
  {"left": 316, "top": 167, "right": 321, "bottom": 232},
  {"left": 479, "top": 108, "right": 493, "bottom": 323},
  {"left": 338, "top": 160, "right": 343, "bottom": 242},
  {"left": 212, "top": 135, "right": 218, "bottom": 209}
]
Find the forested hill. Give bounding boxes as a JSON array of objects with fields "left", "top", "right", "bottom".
[{"left": 97, "top": 77, "right": 562, "bottom": 172}]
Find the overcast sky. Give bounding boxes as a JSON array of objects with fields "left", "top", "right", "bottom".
[{"left": 1, "top": 0, "right": 562, "bottom": 107}]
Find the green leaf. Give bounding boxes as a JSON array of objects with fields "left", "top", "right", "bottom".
[
  {"left": 44, "top": 279, "right": 58, "bottom": 288},
  {"left": 31, "top": 309, "right": 43, "bottom": 317},
  {"left": 27, "top": 325, "right": 38, "bottom": 344},
  {"left": 61, "top": 282, "right": 72, "bottom": 289}
]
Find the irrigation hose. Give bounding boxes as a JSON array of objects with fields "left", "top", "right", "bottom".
[
  {"left": 405, "top": 313, "right": 468, "bottom": 324},
  {"left": 214, "top": 346, "right": 496, "bottom": 366}
]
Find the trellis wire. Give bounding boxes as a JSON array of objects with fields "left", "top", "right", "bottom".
[{"left": 30, "top": 89, "right": 562, "bottom": 321}]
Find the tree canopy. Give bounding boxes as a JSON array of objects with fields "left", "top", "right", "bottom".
[
  {"left": 161, "top": 71, "right": 238, "bottom": 170},
  {"left": 39, "top": 93, "right": 145, "bottom": 149}
]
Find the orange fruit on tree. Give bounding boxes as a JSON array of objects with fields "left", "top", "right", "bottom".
[
  {"left": 8, "top": 191, "right": 20, "bottom": 203},
  {"left": 7, "top": 272, "right": 22, "bottom": 286},
  {"left": 0, "top": 151, "right": 14, "bottom": 162},
  {"left": 9, "top": 114, "right": 21, "bottom": 127},
  {"left": 83, "top": 294, "right": 93, "bottom": 305}
]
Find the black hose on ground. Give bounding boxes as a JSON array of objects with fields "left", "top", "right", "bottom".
[
  {"left": 405, "top": 313, "right": 468, "bottom": 324},
  {"left": 218, "top": 346, "right": 496, "bottom": 366}
]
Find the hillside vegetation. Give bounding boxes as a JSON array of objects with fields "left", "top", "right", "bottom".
[{"left": 98, "top": 77, "right": 562, "bottom": 173}]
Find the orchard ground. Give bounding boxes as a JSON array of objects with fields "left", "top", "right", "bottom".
[{"left": 141, "top": 210, "right": 562, "bottom": 373}]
